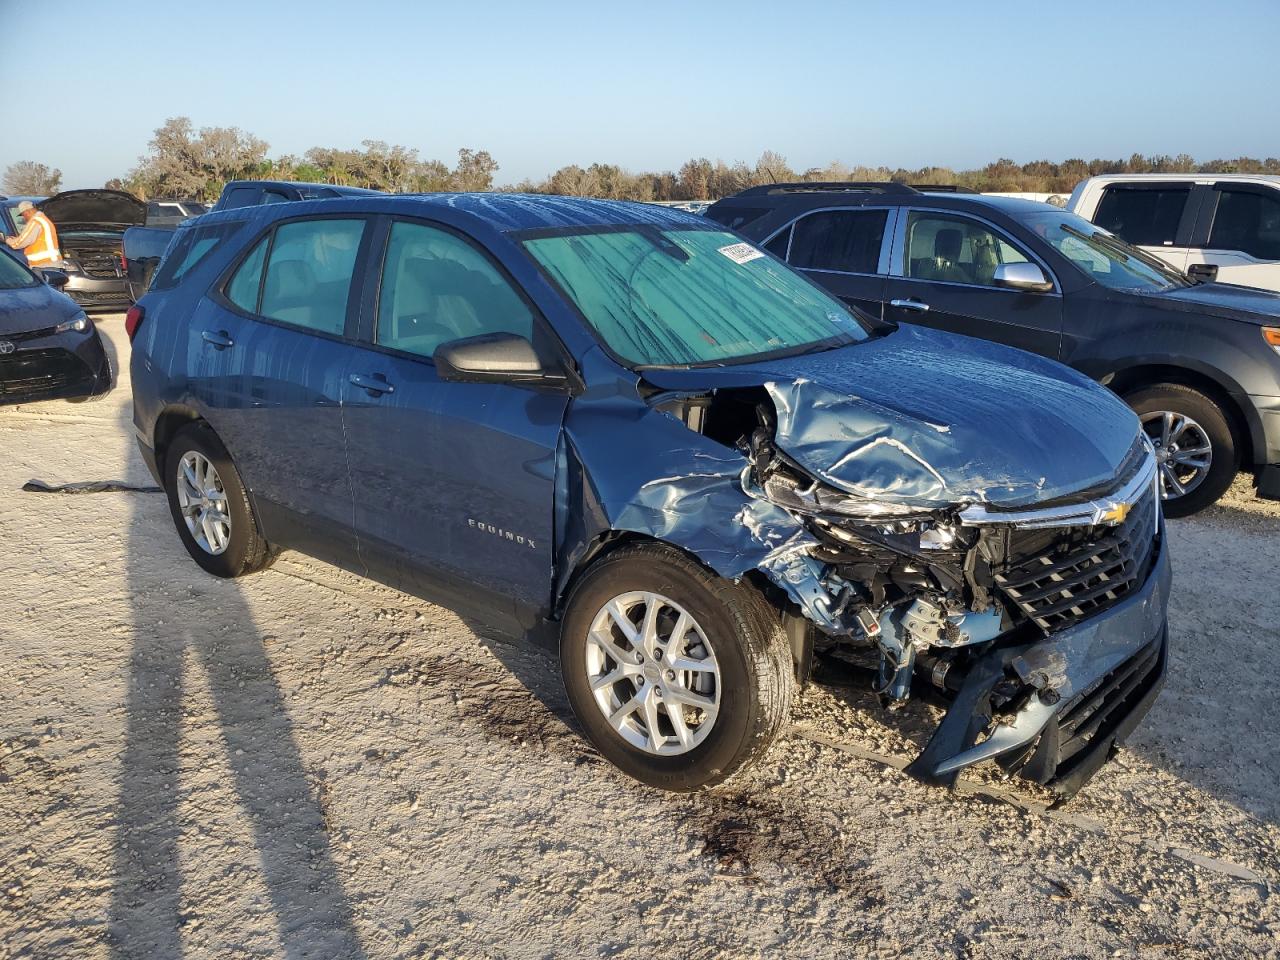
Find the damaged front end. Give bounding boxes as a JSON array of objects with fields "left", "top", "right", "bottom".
[
  {"left": 624, "top": 362, "right": 1169, "bottom": 797},
  {"left": 741, "top": 400, "right": 1167, "bottom": 796}
]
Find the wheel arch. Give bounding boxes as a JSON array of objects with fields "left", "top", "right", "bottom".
[
  {"left": 551, "top": 530, "right": 810, "bottom": 682},
  {"left": 1104, "top": 362, "right": 1257, "bottom": 468},
  {"left": 152, "top": 404, "right": 207, "bottom": 470}
]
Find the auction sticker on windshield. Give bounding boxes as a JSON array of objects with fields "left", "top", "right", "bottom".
[{"left": 718, "top": 242, "right": 765, "bottom": 265}]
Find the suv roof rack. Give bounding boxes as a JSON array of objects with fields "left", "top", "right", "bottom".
[
  {"left": 731, "top": 181, "right": 920, "bottom": 198},
  {"left": 910, "top": 184, "right": 977, "bottom": 194}
]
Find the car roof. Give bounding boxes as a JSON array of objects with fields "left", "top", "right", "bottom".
[
  {"left": 709, "top": 186, "right": 1059, "bottom": 217},
  {"left": 1080, "top": 173, "right": 1280, "bottom": 185},
  {"left": 200, "top": 192, "right": 712, "bottom": 233}
]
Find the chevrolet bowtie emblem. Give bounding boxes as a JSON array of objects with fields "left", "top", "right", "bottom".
[{"left": 1099, "top": 500, "right": 1132, "bottom": 525}]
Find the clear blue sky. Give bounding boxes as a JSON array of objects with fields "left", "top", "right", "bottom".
[{"left": 4, "top": 0, "right": 1278, "bottom": 190}]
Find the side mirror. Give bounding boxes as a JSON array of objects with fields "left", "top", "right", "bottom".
[
  {"left": 40, "top": 269, "right": 70, "bottom": 289},
  {"left": 434, "top": 332, "right": 566, "bottom": 386},
  {"left": 992, "top": 262, "right": 1052, "bottom": 293}
]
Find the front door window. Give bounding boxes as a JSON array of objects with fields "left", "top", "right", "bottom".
[{"left": 904, "top": 212, "right": 1029, "bottom": 287}]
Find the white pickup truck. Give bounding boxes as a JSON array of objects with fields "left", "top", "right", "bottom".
[{"left": 1067, "top": 174, "right": 1280, "bottom": 291}]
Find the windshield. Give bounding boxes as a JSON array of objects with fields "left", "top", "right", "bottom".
[
  {"left": 1021, "top": 210, "right": 1191, "bottom": 292},
  {"left": 0, "top": 249, "right": 38, "bottom": 289},
  {"left": 522, "top": 227, "right": 868, "bottom": 366}
]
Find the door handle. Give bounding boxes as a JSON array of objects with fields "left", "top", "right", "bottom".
[
  {"left": 889, "top": 299, "right": 930, "bottom": 313},
  {"left": 201, "top": 329, "right": 234, "bottom": 349},
  {"left": 349, "top": 372, "right": 395, "bottom": 396}
]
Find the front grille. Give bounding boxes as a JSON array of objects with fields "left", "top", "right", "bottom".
[
  {"left": 0, "top": 348, "right": 91, "bottom": 398},
  {"left": 77, "top": 255, "right": 123, "bottom": 280},
  {"left": 996, "top": 486, "right": 1159, "bottom": 632},
  {"left": 71, "top": 290, "right": 129, "bottom": 305}
]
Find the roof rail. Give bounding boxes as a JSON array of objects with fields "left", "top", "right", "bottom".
[
  {"left": 910, "top": 184, "right": 977, "bottom": 194},
  {"left": 731, "top": 181, "right": 920, "bottom": 198}
]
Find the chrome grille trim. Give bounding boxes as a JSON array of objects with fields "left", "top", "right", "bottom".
[{"left": 957, "top": 449, "right": 1158, "bottom": 530}]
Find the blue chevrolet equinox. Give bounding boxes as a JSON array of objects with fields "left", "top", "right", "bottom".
[{"left": 129, "top": 194, "right": 1170, "bottom": 797}]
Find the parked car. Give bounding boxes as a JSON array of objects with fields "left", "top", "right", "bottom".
[
  {"left": 146, "top": 199, "right": 210, "bottom": 225},
  {"left": 123, "top": 181, "right": 383, "bottom": 301},
  {"left": 213, "top": 179, "right": 382, "bottom": 211},
  {"left": 0, "top": 250, "right": 112, "bottom": 404},
  {"left": 1067, "top": 174, "right": 1280, "bottom": 290},
  {"left": 2, "top": 190, "right": 145, "bottom": 311},
  {"left": 129, "top": 194, "right": 1168, "bottom": 798},
  {"left": 707, "top": 182, "right": 1280, "bottom": 515},
  {"left": 1, "top": 194, "right": 46, "bottom": 234}
]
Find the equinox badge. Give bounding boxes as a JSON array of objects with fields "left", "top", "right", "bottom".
[{"left": 468, "top": 518, "right": 536, "bottom": 549}]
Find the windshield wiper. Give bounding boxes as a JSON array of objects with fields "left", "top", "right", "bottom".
[{"left": 1059, "top": 223, "right": 1187, "bottom": 288}]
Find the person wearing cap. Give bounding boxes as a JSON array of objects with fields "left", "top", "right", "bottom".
[{"left": 5, "top": 201, "right": 61, "bottom": 267}]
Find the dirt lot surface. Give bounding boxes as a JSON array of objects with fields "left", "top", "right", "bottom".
[{"left": 2, "top": 314, "right": 1278, "bottom": 959}]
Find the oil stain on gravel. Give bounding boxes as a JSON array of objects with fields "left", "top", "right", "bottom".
[{"left": 692, "top": 790, "right": 885, "bottom": 904}]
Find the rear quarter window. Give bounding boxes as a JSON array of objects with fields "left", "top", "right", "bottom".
[
  {"left": 150, "top": 221, "right": 244, "bottom": 292},
  {"left": 704, "top": 205, "right": 771, "bottom": 231}
]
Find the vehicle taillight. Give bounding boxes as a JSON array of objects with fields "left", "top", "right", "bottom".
[
  {"left": 125, "top": 304, "right": 145, "bottom": 341},
  {"left": 120, "top": 252, "right": 128, "bottom": 272}
]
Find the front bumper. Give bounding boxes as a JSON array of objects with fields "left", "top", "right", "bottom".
[
  {"left": 1251, "top": 395, "right": 1280, "bottom": 499},
  {"left": 0, "top": 325, "right": 113, "bottom": 406},
  {"left": 64, "top": 273, "right": 131, "bottom": 310},
  {"left": 905, "top": 523, "right": 1171, "bottom": 797}
]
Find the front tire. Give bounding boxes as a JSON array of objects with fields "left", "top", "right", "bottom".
[
  {"left": 1125, "top": 384, "right": 1239, "bottom": 518},
  {"left": 560, "top": 544, "right": 793, "bottom": 791},
  {"left": 163, "top": 422, "right": 276, "bottom": 577}
]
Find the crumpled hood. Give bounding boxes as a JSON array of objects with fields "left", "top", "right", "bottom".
[
  {"left": 38, "top": 189, "right": 146, "bottom": 230},
  {"left": 1150, "top": 281, "right": 1280, "bottom": 326},
  {"left": 0, "top": 280, "right": 81, "bottom": 335},
  {"left": 643, "top": 324, "right": 1139, "bottom": 509}
]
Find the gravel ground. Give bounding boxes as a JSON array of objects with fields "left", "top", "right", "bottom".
[{"left": 1, "top": 314, "right": 1277, "bottom": 959}]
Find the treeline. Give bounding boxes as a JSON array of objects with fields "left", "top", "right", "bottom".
[
  {"left": 519, "top": 153, "right": 1280, "bottom": 200},
  {"left": 108, "top": 118, "right": 499, "bottom": 200},
  {"left": 104, "top": 116, "right": 1280, "bottom": 202}
]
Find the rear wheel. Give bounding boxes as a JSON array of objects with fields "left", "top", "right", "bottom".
[
  {"left": 1125, "top": 384, "right": 1238, "bottom": 517},
  {"left": 560, "top": 544, "right": 793, "bottom": 791},
  {"left": 163, "top": 422, "right": 276, "bottom": 577}
]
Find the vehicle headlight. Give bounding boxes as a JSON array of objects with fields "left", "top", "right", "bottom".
[
  {"left": 54, "top": 313, "right": 90, "bottom": 334},
  {"left": 1264, "top": 326, "right": 1280, "bottom": 357}
]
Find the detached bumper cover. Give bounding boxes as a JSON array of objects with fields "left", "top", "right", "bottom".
[{"left": 906, "top": 526, "right": 1171, "bottom": 796}]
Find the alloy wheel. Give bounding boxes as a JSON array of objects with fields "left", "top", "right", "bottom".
[
  {"left": 1140, "top": 410, "right": 1213, "bottom": 501},
  {"left": 175, "top": 450, "right": 232, "bottom": 555},
  {"left": 584, "top": 591, "right": 720, "bottom": 756}
]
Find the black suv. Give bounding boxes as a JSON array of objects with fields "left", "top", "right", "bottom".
[{"left": 707, "top": 183, "right": 1280, "bottom": 516}]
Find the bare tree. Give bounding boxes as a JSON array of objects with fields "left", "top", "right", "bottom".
[{"left": 3, "top": 161, "right": 62, "bottom": 195}]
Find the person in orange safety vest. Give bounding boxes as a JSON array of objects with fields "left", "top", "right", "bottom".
[{"left": 5, "top": 200, "right": 61, "bottom": 267}]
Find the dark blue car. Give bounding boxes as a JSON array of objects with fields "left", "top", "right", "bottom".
[{"left": 129, "top": 194, "right": 1170, "bottom": 797}]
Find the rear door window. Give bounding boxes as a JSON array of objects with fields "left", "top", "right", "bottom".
[
  {"left": 1093, "top": 186, "right": 1191, "bottom": 247},
  {"left": 1208, "top": 189, "right": 1280, "bottom": 260},
  {"left": 376, "top": 220, "right": 533, "bottom": 359},
  {"left": 225, "top": 219, "right": 365, "bottom": 334},
  {"left": 788, "top": 210, "right": 888, "bottom": 273},
  {"left": 258, "top": 219, "right": 364, "bottom": 334}
]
